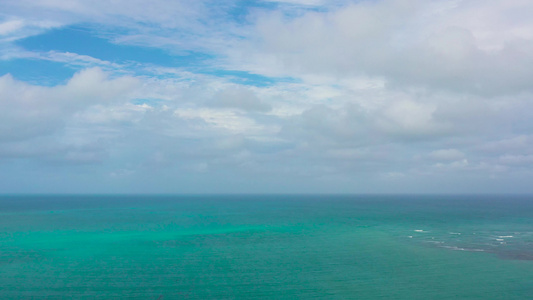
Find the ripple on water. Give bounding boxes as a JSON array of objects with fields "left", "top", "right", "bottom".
[{"left": 405, "top": 229, "right": 533, "bottom": 261}]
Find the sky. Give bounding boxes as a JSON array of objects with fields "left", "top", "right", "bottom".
[{"left": 1, "top": 0, "right": 533, "bottom": 194}]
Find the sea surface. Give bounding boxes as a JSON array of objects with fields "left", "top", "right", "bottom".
[{"left": 1, "top": 195, "right": 532, "bottom": 299}]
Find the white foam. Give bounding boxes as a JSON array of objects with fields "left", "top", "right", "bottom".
[
  {"left": 498, "top": 235, "right": 513, "bottom": 238},
  {"left": 441, "top": 246, "right": 485, "bottom": 252},
  {"left": 414, "top": 229, "right": 426, "bottom": 232},
  {"left": 449, "top": 232, "right": 461, "bottom": 235}
]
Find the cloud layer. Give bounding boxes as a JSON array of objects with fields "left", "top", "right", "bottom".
[{"left": 1, "top": 0, "right": 533, "bottom": 193}]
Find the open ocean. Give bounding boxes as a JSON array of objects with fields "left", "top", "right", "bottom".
[{"left": 1, "top": 195, "right": 532, "bottom": 299}]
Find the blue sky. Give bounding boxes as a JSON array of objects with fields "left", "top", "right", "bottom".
[{"left": 1, "top": 0, "right": 533, "bottom": 194}]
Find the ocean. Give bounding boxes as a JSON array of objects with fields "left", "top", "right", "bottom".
[{"left": 1, "top": 195, "right": 532, "bottom": 299}]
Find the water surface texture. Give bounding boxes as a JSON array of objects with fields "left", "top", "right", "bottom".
[{"left": 1, "top": 195, "right": 532, "bottom": 299}]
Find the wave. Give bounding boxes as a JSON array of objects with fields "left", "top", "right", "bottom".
[{"left": 440, "top": 245, "right": 485, "bottom": 252}]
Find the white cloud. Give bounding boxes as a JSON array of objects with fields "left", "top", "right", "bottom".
[
  {"left": 0, "top": 0, "right": 238, "bottom": 55},
  {"left": 174, "top": 108, "right": 266, "bottom": 134},
  {"left": 1, "top": 1, "right": 533, "bottom": 193},
  {"left": 433, "top": 158, "right": 469, "bottom": 170},
  {"left": 262, "top": 0, "right": 331, "bottom": 6},
  {"left": 234, "top": 0, "right": 533, "bottom": 95},
  {"left": 478, "top": 135, "right": 532, "bottom": 154},
  {"left": 0, "top": 19, "right": 24, "bottom": 35},
  {"left": 429, "top": 149, "right": 466, "bottom": 162},
  {"left": 208, "top": 86, "right": 271, "bottom": 112},
  {"left": 0, "top": 67, "right": 138, "bottom": 142},
  {"left": 377, "top": 100, "right": 449, "bottom": 138},
  {"left": 499, "top": 154, "right": 533, "bottom": 166}
]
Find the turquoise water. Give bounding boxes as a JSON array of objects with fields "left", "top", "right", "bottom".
[{"left": 1, "top": 195, "right": 532, "bottom": 299}]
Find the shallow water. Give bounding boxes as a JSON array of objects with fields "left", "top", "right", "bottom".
[{"left": 1, "top": 195, "right": 532, "bottom": 299}]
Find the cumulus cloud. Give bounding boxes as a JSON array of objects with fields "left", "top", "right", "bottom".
[{"left": 0, "top": 68, "right": 139, "bottom": 160}]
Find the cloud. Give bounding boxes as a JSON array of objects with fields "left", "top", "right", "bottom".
[
  {"left": 282, "top": 103, "right": 368, "bottom": 145},
  {"left": 433, "top": 158, "right": 469, "bottom": 170},
  {"left": 0, "top": 0, "right": 238, "bottom": 56},
  {"left": 0, "top": 19, "right": 24, "bottom": 35},
  {"left": 208, "top": 86, "right": 271, "bottom": 112},
  {"left": 429, "top": 149, "right": 466, "bottom": 162},
  {"left": 1, "top": 1, "right": 533, "bottom": 193},
  {"left": 499, "top": 154, "right": 533, "bottom": 166},
  {"left": 262, "top": 0, "right": 334, "bottom": 6},
  {"left": 0, "top": 67, "right": 139, "bottom": 149},
  {"left": 174, "top": 108, "right": 265, "bottom": 134},
  {"left": 377, "top": 100, "right": 449, "bottom": 138},
  {"left": 477, "top": 135, "right": 533, "bottom": 155},
  {"left": 235, "top": 0, "right": 533, "bottom": 95}
]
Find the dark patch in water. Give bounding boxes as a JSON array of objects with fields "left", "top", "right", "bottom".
[{"left": 497, "top": 251, "right": 533, "bottom": 261}]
